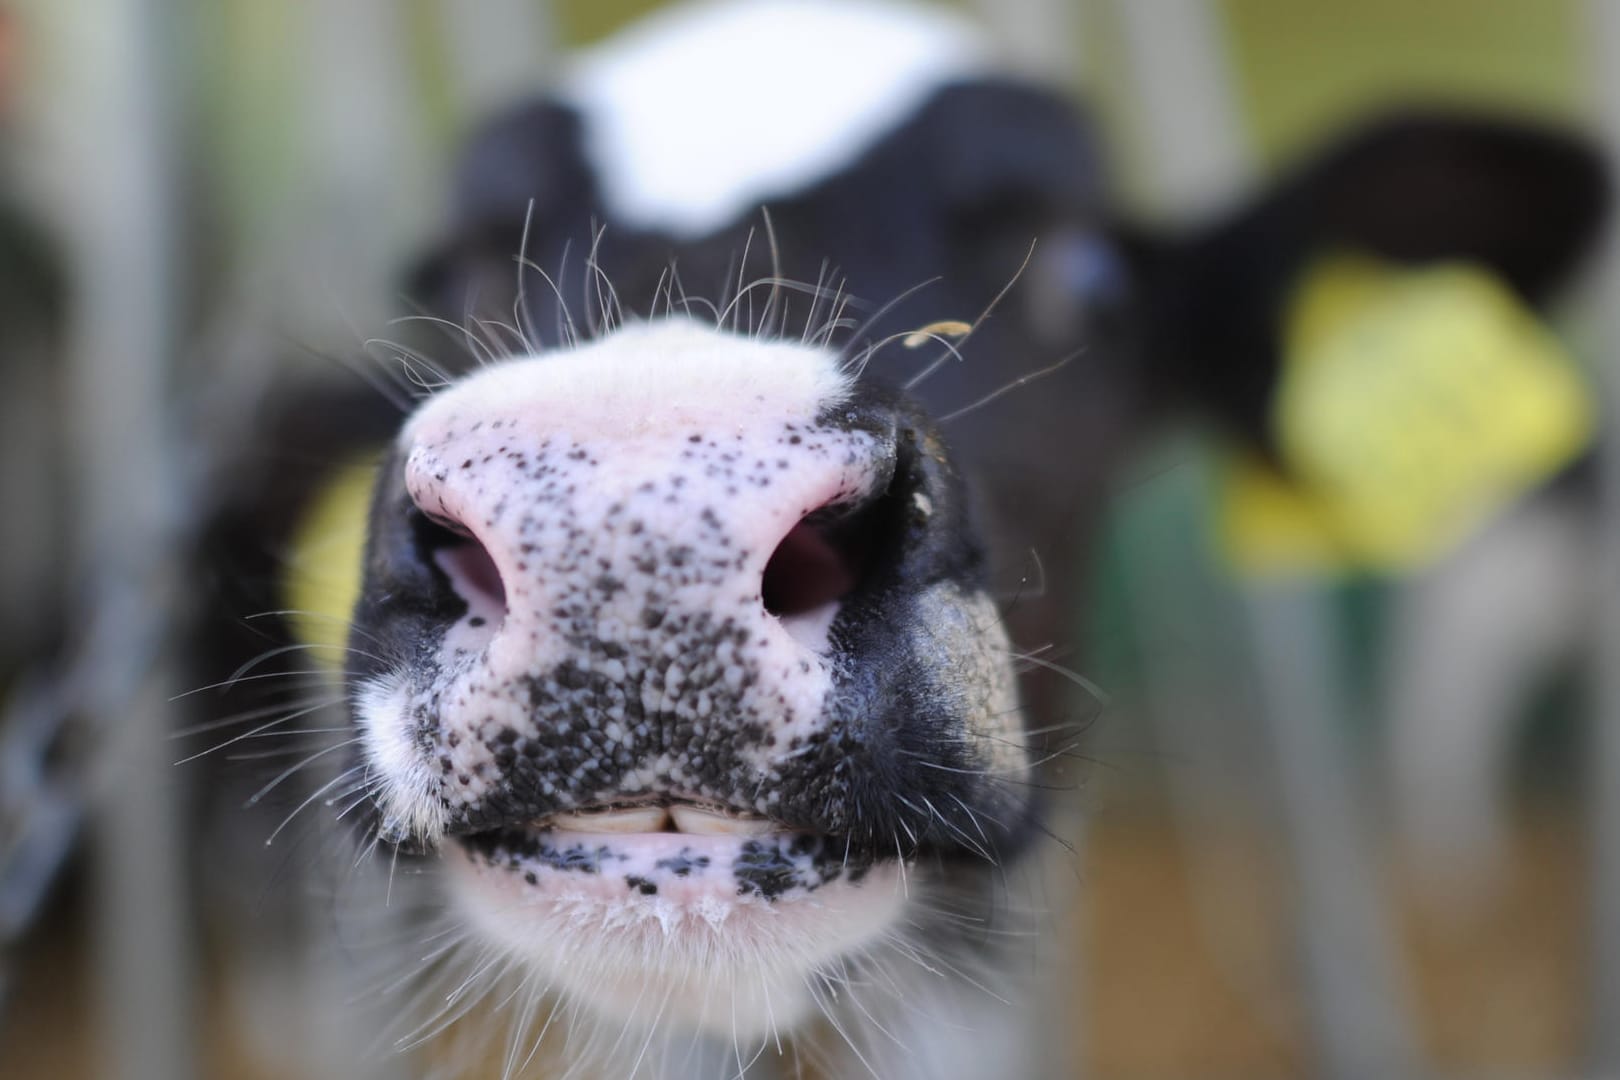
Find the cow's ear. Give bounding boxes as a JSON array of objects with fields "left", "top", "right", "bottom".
[
  {"left": 405, "top": 101, "right": 602, "bottom": 329},
  {"left": 1143, "top": 112, "right": 1609, "bottom": 444}
]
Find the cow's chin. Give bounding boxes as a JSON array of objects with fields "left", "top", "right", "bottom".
[{"left": 444, "top": 837, "right": 908, "bottom": 1038}]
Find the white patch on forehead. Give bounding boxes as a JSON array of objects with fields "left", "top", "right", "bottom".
[{"left": 562, "top": 0, "right": 990, "bottom": 236}]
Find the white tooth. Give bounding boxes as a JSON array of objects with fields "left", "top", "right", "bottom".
[
  {"left": 549, "top": 807, "right": 669, "bottom": 834},
  {"left": 669, "top": 805, "right": 778, "bottom": 836}
]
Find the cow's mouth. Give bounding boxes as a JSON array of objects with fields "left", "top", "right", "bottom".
[
  {"left": 456, "top": 795, "right": 799, "bottom": 855},
  {"left": 451, "top": 794, "right": 873, "bottom": 906},
  {"left": 529, "top": 796, "right": 787, "bottom": 837},
  {"left": 443, "top": 799, "right": 909, "bottom": 1039}
]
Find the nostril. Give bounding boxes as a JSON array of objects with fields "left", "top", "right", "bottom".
[
  {"left": 412, "top": 508, "right": 508, "bottom": 628},
  {"left": 435, "top": 537, "right": 507, "bottom": 615},
  {"left": 763, "top": 516, "right": 866, "bottom": 651},
  {"left": 763, "top": 521, "right": 856, "bottom": 617}
]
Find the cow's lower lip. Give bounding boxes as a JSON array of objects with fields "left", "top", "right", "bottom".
[{"left": 444, "top": 834, "right": 909, "bottom": 1039}]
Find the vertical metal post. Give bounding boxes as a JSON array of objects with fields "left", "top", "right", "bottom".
[
  {"left": 1107, "top": 3, "right": 1419, "bottom": 1076},
  {"left": 1108, "top": 0, "right": 1252, "bottom": 218},
  {"left": 436, "top": 0, "right": 557, "bottom": 117},
  {"left": 1583, "top": 1, "right": 1620, "bottom": 1069},
  {"left": 272, "top": 8, "right": 435, "bottom": 1075},
  {"left": 1243, "top": 586, "right": 1419, "bottom": 1080},
  {"left": 969, "top": 0, "right": 1084, "bottom": 88},
  {"left": 57, "top": 0, "right": 194, "bottom": 1078},
  {"left": 297, "top": 0, "right": 435, "bottom": 342}
]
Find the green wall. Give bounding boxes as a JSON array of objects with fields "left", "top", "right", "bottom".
[{"left": 1223, "top": 0, "right": 1587, "bottom": 165}]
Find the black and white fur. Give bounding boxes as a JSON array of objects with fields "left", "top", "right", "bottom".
[{"left": 190, "top": 2, "right": 1610, "bottom": 1076}]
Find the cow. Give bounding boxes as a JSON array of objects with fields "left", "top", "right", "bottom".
[{"left": 186, "top": 1, "right": 1606, "bottom": 1076}]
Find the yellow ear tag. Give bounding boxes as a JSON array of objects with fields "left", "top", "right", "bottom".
[
  {"left": 1221, "top": 254, "right": 1593, "bottom": 576},
  {"left": 283, "top": 455, "right": 381, "bottom": 675}
]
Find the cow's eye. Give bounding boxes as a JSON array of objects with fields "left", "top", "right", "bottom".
[
  {"left": 1052, "top": 231, "right": 1128, "bottom": 306},
  {"left": 1025, "top": 228, "right": 1130, "bottom": 345}
]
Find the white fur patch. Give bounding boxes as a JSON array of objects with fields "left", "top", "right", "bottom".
[
  {"left": 354, "top": 673, "right": 449, "bottom": 842},
  {"left": 562, "top": 0, "right": 990, "bottom": 236}
]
